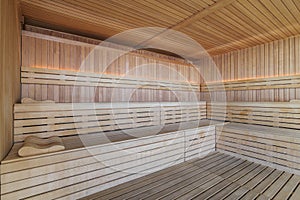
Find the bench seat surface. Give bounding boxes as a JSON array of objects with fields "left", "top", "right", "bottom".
[{"left": 3, "top": 119, "right": 221, "bottom": 163}]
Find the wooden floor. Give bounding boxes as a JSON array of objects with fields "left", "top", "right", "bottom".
[{"left": 81, "top": 151, "right": 300, "bottom": 200}]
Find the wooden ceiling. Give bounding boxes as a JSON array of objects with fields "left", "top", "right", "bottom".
[{"left": 20, "top": 0, "right": 300, "bottom": 56}]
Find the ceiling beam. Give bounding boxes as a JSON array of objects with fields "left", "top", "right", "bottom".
[
  {"left": 172, "top": 0, "right": 237, "bottom": 31},
  {"left": 136, "top": 0, "right": 236, "bottom": 48}
]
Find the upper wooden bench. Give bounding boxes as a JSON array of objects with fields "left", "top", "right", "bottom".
[
  {"left": 21, "top": 66, "right": 200, "bottom": 92},
  {"left": 200, "top": 74, "right": 300, "bottom": 91},
  {"left": 207, "top": 101, "right": 300, "bottom": 129},
  {"left": 207, "top": 101, "right": 300, "bottom": 175}
]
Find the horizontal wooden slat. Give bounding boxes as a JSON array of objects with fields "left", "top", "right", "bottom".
[
  {"left": 208, "top": 102, "right": 300, "bottom": 130},
  {"left": 14, "top": 102, "right": 205, "bottom": 112},
  {"left": 201, "top": 74, "right": 300, "bottom": 92},
  {"left": 1, "top": 124, "right": 216, "bottom": 199},
  {"left": 216, "top": 123, "right": 300, "bottom": 175},
  {"left": 22, "top": 66, "right": 200, "bottom": 91},
  {"left": 21, "top": 29, "right": 202, "bottom": 103},
  {"left": 14, "top": 102, "right": 206, "bottom": 142}
]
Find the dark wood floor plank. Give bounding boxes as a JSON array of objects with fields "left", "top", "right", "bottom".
[
  {"left": 157, "top": 156, "right": 240, "bottom": 200},
  {"left": 290, "top": 183, "right": 300, "bottom": 200},
  {"left": 80, "top": 152, "right": 300, "bottom": 200},
  {"left": 243, "top": 170, "right": 282, "bottom": 200},
  {"left": 262, "top": 172, "right": 292, "bottom": 199},
  {"left": 126, "top": 155, "right": 236, "bottom": 200},
  {"left": 188, "top": 161, "right": 251, "bottom": 200},
  {"left": 223, "top": 165, "right": 268, "bottom": 200},
  {"left": 84, "top": 152, "right": 222, "bottom": 200},
  {"left": 273, "top": 174, "right": 300, "bottom": 200},
  {"left": 255, "top": 194, "right": 270, "bottom": 200},
  {"left": 165, "top": 158, "right": 245, "bottom": 200},
  {"left": 208, "top": 162, "right": 259, "bottom": 200}
]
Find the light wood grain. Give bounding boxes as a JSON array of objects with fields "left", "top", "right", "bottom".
[
  {"left": 81, "top": 152, "right": 300, "bottom": 200},
  {"left": 208, "top": 101, "right": 300, "bottom": 129},
  {"left": 13, "top": 102, "right": 206, "bottom": 142},
  {"left": 19, "top": 0, "right": 300, "bottom": 55},
  {"left": 21, "top": 30, "right": 201, "bottom": 103},
  {"left": 201, "top": 74, "right": 300, "bottom": 92},
  {"left": 216, "top": 122, "right": 300, "bottom": 175},
  {"left": 200, "top": 35, "right": 300, "bottom": 102},
  {"left": 0, "top": 0, "right": 21, "bottom": 161},
  {"left": 21, "top": 66, "right": 199, "bottom": 91},
  {"left": 1, "top": 122, "right": 216, "bottom": 199}
]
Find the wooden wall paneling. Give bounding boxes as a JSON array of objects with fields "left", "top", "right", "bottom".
[
  {"left": 35, "top": 37, "right": 42, "bottom": 101},
  {"left": 28, "top": 36, "right": 35, "bottom": 100},
  {"left": 21, "top": 36, "right": 29, "bottom": 99},
  {"left": 250, "top": 46, "right": 255, "bottom": 101},
  {"left": 288, "top": 37, "right": 295, "bottom": 99},
  {"left": 117, "top": 54, "right": 125, "bottom": 102},
  {"left": 21, "top": 30, "right": 201, "bottom": 103},
  {"left": 296, "top": 36, "right": 300, "bottom": 99},
  {"left": 136, "top": 56, "right": 144, "bottom": 102},
  {"left": 278, "top": 39, "right": 284, "bottom": 101},
  {"left": 227, "top": 52, "right": 233, "bottom": 101},
  {"left": 0, "top": 0, "right": 21, "bottom": 161},
  {"left": 264, "top": 41, "right": 270, "bottom": 101},
  {"left": 233, "top": 51, "right": 238, "bottom": 101},
  {"left": 41, "top": 39, "right": 48, "bottom": 101},
  {"left": 283, "top": 39, "right": 287, "bottom": 99},
  {"left": 256, "top": 44, "right": 262, "bottom": 101},
  {"left": 269, "top": 40, "right": 275, "bottom": 101},
  {"left": 47, "top": 40, "right": 52, "bottom": 99},
  {"left": 0, "top": 0, "right": 4, "bottom": 162},
  {"left": 245, "top": 48, "right": 250, "bottom": 101},
  {"left": 200, "top": 34, "right": 300, "bottom": 102}
]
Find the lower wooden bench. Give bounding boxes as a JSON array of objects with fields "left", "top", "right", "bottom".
[
  {"left": 0, "top": 120, "right": 220, "bottom": 200},
  {"left": 216, "top": 122, "right": 300, "bottom": 175}
]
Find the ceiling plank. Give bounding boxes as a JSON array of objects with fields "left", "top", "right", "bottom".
[
  {"left": 20, "top": 0, "right": 300, "bottom": 56},
  {"left": 136, "top": 0, "right": 237, "bottom": 48},
  {"left": 172, "top": 0, "right": 237, "bottom": 31}
]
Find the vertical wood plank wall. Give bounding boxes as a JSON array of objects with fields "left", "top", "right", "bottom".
[
  {"left": 21, "top": 27, "right": 201, "bottom": 103},
  {"left": 0, "top": 0, "right": 21, "bottom": 161},
  {"left": 200, "top": 35, "right": 300, "bottom": 102}
]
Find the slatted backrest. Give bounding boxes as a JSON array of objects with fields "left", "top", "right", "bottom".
[
  {"left": 161, "top": 103, "right": 206, "bottom": 124},
  {"left": 201, "top": 74, "right": 300, "bottom": 92},
  {"left": 21, "top": 67, "right": 200, "bottom": 91},
  {"left": 14, "top": 102, "right": 206, "bottom": 142},
  {"left": 207, "top": 102, "right": 300, "bottom": 129}
]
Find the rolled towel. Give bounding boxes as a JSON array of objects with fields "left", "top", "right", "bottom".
[{"left": 18, "top": 136, "right": 65, "bottom": 157}]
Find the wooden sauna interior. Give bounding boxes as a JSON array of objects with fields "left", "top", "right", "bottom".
[{"left": 1, "top": 0, "right": 300, "bottom": 199}]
